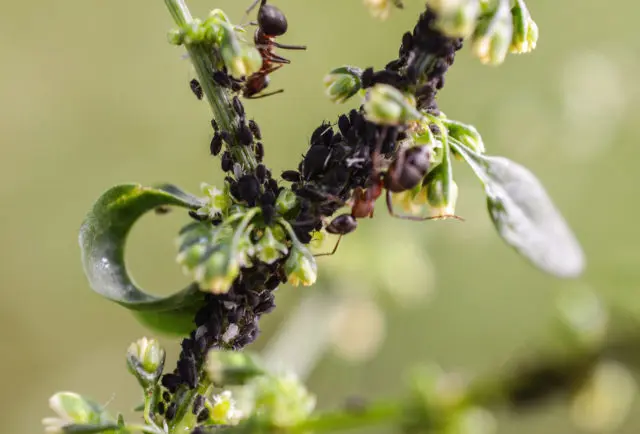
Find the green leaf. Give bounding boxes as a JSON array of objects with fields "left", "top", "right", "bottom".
[
  {"left": 79, "top": 184, "right": 207, "bottom": 335},
  {"left": 450, "top": 141, "right": 585, "bottom": 278}
]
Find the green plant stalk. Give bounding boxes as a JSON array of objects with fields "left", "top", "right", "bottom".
[
  {"left": 291, "top": 401, "right": 403, "bottom": 433},
  {"left": 164, "top": 0, "right": 258, "bottom": 173}
]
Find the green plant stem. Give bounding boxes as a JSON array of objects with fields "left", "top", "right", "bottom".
[
  {"left": 163, "top": 0, "right": 258, "bottom": 173},
  {"left": 292, "top": 401, "right": 403, "bottom": 433}
]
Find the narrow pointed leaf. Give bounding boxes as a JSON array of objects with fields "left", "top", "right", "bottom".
[
  {"left": 79, "top": 184, "right": 207, "bottom": 334},
  {"left": 450, "top": 141, "right": 585, "bottom": 278}
]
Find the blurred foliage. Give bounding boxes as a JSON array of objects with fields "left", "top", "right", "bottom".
[{"left": 2, "top": 1, "right": 640, "bottom": 433}]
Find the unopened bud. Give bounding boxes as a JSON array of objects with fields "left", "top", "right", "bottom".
[
  {"left": 510, "top": 1, "right": 538, "bottom": 54},
  {"left": 431, "top": 0, "right": 480, "bottom": 38},
  {"left": 444, "top": 120, "right": 485, "bottom": 154},
  {"left": 167, "top": 28, "right": 185, "bottom": 46},
  {"left": 363, "top": 0, "right": 401, "bottom": 20},
  {"left": 218, "top": 22, "right": 263, "bottom": 78},
  {"left": 206, "top": 350, "right": 265, "bottom": 386},
  {"left": 285, "top": 244, "right": 317, "bottom": 287},
  {"left": 323, "top": 67, "right": 363, "bottom": 104},
  {"left": 195, "top": 246, "right": 239, "bottom": 294},
  {"left": 43, "top": 392, "right": 114, "bottom": 434},
  {"left": 363, "top": 84, "right": 422, "bottom": 126},
  {"left": 571, "top": 361, "right": 637, "bottom": 432},
  {"left": 256, "top": 227, "right": 288, "bottom": 264},
  {"left": 251, "top": 374, "right": 316, "bottom": 428},
  {"left": 472, "top": 5, "right": 513, "bottom": 66},
  {"left": 196, "top": 183, "right": 231, "bottom": 219},
  {"left": 275, "top": 189, "right": 298, "bottom": 215},
  {"left": 425, "top": 165, "right": 459, "bottom": 218},
  {"left": 126, "top": 337, "right": 166, "bottom": 389}
]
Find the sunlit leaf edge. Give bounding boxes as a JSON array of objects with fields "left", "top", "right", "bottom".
[
  {"left": 450, "top": 141, "right": 586, "bottom": 278},
  {"left": 79, "top": 183, "right": 206, "bottom": 335}
]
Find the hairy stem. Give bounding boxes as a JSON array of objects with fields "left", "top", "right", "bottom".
[{"left": 164, "top": 0, "right": 258, "bottom": 172}]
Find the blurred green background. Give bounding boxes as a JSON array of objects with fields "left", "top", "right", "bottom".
[{"left": 2, "top": 1, "right": 640, "bottom": 432}]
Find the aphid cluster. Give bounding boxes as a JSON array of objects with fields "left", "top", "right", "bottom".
[
  {"left": 282, "top": 7, "right": 464, "bottom": 246},
  {"left": 207, "top": 96, "right": 265, "bottom": 165},
  {"left": 157, "top": 266, "right": 278, "bottom": 419},
  {"left": 370, "top": 8, "right": 464, "bottom": 113},
  {"left": 284, "top": 109, "right": 405, "bottom": 244}
]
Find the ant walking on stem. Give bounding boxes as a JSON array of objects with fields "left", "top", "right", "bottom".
[
  {"left": 241, "top": 0, "right": 307, "bottom": 99},
  {"left": 314, "top": 128, "right": 463, "bottom": 257}
]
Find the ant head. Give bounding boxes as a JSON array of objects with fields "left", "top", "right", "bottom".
[
  {"left": 258, "top": 3, "right": 288, "bottom": 36},
  {"left": 326, "top": 214, "right": 358, "bottom": 235}
]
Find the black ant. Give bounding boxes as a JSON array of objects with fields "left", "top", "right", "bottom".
[
  {"left": 317, "top": 129, "right": 463, "bottom": 256},
  {"left": 242, "top": 0, "right": 306, "bottom": 99}
]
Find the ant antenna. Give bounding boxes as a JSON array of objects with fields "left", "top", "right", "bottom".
[
  {"left": 242, "top": 0, "right": 266, "bottom": 25},
  {"left": 246, "top": 89, "right": 285, "bottom": 99}
]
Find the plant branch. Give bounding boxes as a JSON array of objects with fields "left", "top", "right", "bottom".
[{"left": 164, "top": 0, "right": 257, "bottom": 172}]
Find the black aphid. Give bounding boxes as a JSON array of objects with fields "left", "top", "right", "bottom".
[
  {"left": 256, "top": 164, "right": 268, "bottom": 182},
  {"left": 255, "top": 141, "right": 264, "bottom": 162},
  {"left": 238, "top": 123, "right": 254, "bottom": 146},
  {"left": 189, "top": 79, "right": 203, "bottom": 100},
  {"left": 248, "top": 119, "right": 262, "bottom": 140},
  {"left": 210, "top": 133, "right": 223, "bottom": 156},
  {"left": 281, "top": 170, "right": 301, "bottom": 182},
  {"left": 221, "top": 152, "right": 233, "bottom": 172},
  {"left": 165, "top": 403, "right": 177, "bottom": 421},
  {"left": 232, "top": 96, "right": 245, "bottom": 119}
]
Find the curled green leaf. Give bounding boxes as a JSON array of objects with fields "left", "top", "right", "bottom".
[
  {"left": 79, "top": 184, "right": 207, "bottom": 335},
  {"left": 450, "top": 141, "right": 585, "bottom": 278}
]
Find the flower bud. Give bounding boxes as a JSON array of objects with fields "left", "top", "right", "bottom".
[
  {"left": 219, "top": 25, "right": 262, "bottom": 78},
  {"left": 196, "top": 183, "right": 231, "bottom": 219},
  {"left": 256, "top": 227, "right": 288, "bottom": 265},
  {"left": 425, "top": 165, "right": 459, "bottom": 218},
  {"left": 43, "top": 392, "right": 114, "bottom": 434},
  {"left": 323, "top": 67, "right": 363, "bottom": 104},
  {"left": 285, "top": 244, "right": 317, "bottom": 287},
  {"left": 182, "top": 19, "right": 208, "bottom": 44},
  {"left": 234, "top": 226, "right": 256, "bottom": 268},
  {"left": 275, "top": 189, "right": 298, "bottom": 215},
  {"left": 251, "top": 374, "right": 316, "bottom": 428},
  {"left": 571, "top": 361, "right": 637, "bottom": 432},
  {"left": 195, "top": 246, "right": 239, "bottom": 294},
  {"left": 206, "top": 350, "right": 265, "bottom": 386},
  {"left": 444, "top": 120, "right": 485, "bottom": 154},
  {"left": 209, "top": 391, "right": 243, "bottom": 425},
  {"left": 431, "top": 0, "right": 480, "bottom": 38},
  {"left": 363, "top": 0, "right": 395, "bottom": 20},
  {"left": 471, "top": 5, "right": 513, "bottom": 66},
  {"left": 363, "top": 84, "right": 422, "bottom": 126},
  {"left": 167, "top": 28, "right": 185, "bottom": 46},
  {"left": 510, "top": 1, "right": 538, "bottom": 54},
  {"left": 126, "top": 337, "right": 166, "bottom": 389}
]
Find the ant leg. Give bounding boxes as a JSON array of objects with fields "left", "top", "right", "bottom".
[
  {"left": 260, "top": 64, "right": 284, "bottom": 75},
  {"left": 385, "top": 190, "right": 465, "bottom": 221},
  {"left": 271, "top": 41, "right": 307, "bottom": 50},
  {"left": 314, "top": 235, "right": 343, "bottom": 257},
  {"left": 263, "top": 51, "right": 291, "bottom": 64},
  {"left": 246, "top": 89, "right": 285, "bottom": 99}
]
